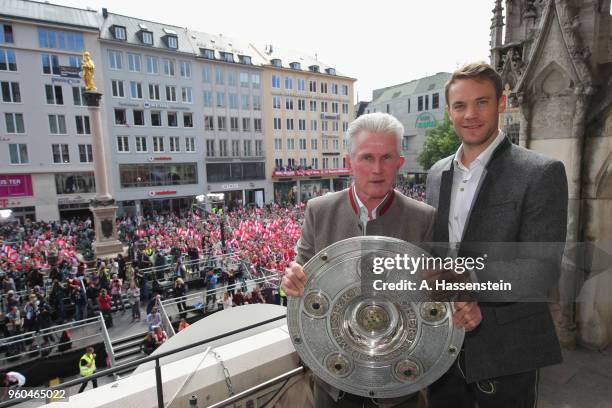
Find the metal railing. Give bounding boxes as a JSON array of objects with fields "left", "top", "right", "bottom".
[{"left": 0, "top": 314, "right": 287, "bottom": 408}]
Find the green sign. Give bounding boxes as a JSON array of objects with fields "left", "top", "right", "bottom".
[{"left": 415, "top": 112, "right": 437, "bottom": 128}]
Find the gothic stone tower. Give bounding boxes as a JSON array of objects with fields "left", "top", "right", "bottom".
[{"left": 490, "top": 0, "right": 612, "bottom": 349}]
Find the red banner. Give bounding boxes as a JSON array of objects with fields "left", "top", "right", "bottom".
[{"left": 0, "top": 174, "right": 33, "bottom": 198}]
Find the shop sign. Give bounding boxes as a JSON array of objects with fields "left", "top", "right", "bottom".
[
  {"left": 144, "top": 101, "right": 169, "bottom": 109},
  {"left": 0, "top": 198, "right": 22, "bottom": 208},
  {"left": 0, "top": 174, "right": 33, "bottom": 198},
  {"left": 148, "top": 156, "right": 173, "bottom": 161},
  {"left": 221, "top": 184, "right": 240, "bottom": 190},
  {"left": 59, "top": 66, "right": 80, "bottom": 78},
  {"left": 51, "top": 76, "right": 81, "bottom": 85},
  {"left": 415, "top": 112, "right": 437, "bottom": 128},
  {"left": 148, "top": 190, "right": 177, "bottom": 197},
  {"left": 272, "top": 168, "right": 350, "bottom": 177}
]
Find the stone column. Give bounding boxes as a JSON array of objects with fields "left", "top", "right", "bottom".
[{"left": 85, "top": 91, "right": 124, "bottom": 257}]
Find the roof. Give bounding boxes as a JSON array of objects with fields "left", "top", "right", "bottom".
[
  {"left": 370, "top": 72, "right": 451, "bottom": 104},
  {"left": 0, "top": 0, "right": 101, "bottom": 29},
  {"left": 188, "top": 30, "right": 266, "bottom": 66},
  {"left": 99, "top": 12, "right": 194, "bottom": 54}
]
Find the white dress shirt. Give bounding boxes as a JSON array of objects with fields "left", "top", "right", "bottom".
[{"left": 448, "top": 130, "right": 506, "bottom": 244}]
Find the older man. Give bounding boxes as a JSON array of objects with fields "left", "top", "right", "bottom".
[{"left": 282, "top": 112, "right": 482, "bottom": 407}]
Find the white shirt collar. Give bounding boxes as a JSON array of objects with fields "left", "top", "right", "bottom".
[
  {"left": 352, "top": 184, "right": 390, "bottom": 221},
  {"left": 453, "top": 129, "right": 506, "bottom": 171}
]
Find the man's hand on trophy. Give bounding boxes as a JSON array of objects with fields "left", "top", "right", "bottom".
[
  {"left": 452, "top": 301, "right": 482, "bottom": 332},
  {"left": 282, "top": 261, "right": 307, "bottom": 297}
]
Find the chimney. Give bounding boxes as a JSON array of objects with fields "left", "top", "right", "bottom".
[{"left": 102, "top": 8, "right": 108, "bottom": 18}]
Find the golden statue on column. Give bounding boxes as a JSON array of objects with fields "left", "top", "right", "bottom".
[{"left": 81, "top": 51, "right": 97, "bottom": 92}]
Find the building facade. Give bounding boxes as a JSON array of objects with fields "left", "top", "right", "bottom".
[
  {"left": 260, "top": 46, "right": 356, "bottom": 204},
  {"left": 0, "top": 0, "right": 102, "bottom": 221},
  {"left": 366, "top": 72, "right": 450, "bottom": 179}
]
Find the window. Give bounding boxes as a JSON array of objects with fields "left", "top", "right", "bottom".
[
  {"left": 111, "top": 80, "right": 125, "bottom": 97},
  {"left": 407, "top": 98, "right": 411, "bottom": 113},
  {"left": 309, "top": 80, "right": 316, "bottom": 92},
  {"left": 311, "top": 138, "right": 318, "bottom": 150},
  {"left": 311, "top": 158, "right": 318, "bottom": 169},
  {"left": 272, "top": 75, "right": 280, "bottom": 88},
  {"left": 320, "top": 82, "right": 328, "bottom": 93},
  {"left": 322, "top": 121, "right": 328, "bottom": 131},
  {"left": 201, "top": 48, "right": 215, "bottom": 59},
  {"left": 41, "top": 53, "right": 60, "bottom": 75},
  {"left": 299, "top": 138, "right": 307, "bottom": 150},
  {"left": 286, "top": 118, "right": 294, "bottom": 130},
  {"left": 241, "top": 95, "right": 250, "bottom": 110},
  {"left": 274, "top": 138, "right": 282, "bottom": 150},
  {"left": 298, "top": 99, "right": 306, "bottom": 111},
  {"left": 37, "top": 28, "right": 83, "bottom": 51},
  {"left": 331, "top": 84, "right": 338, "bottom": 95},
  {"left": 72, "top": 86, "right": 85, "bottom": 105},
  {"left": 121, "top": 163, "right": 198, "bottom": 187},
  {"left": 185, "top": 137, "right": 195, "bottom": 152},
  {"left": 206, "top": 139, "right": 215, "bottom": 157},
  {"left": 432, "top": 93, "right": 439, "bottom": 109},
  {"left": 229, "top": 93, "right": 238, "bottom": 109},
  {"left": 333, "top": 157, "right": 339, "bottom": 168},
  {"left": 287, "top": 138, "right": 295, "bottom": 150},
  {"left": 146, "top": 56, "right": 158, "bottom": 74},
  {"left": 108, "top": 50, "right": 122, "bottom": 70},
  {"left": 52, "top": 143, "right": 70, "bottom": 163},
  {"left": 181, "top": 87, "right": 193, "bottom": 103},
  {"left": 228, "top": 71, "right": 237, "bottom": 87},
  {"left": 202, "top": 66, "right": 212, "bottom": 82},
  {"left": 165, "top": 85, "right": 177, "bottom": 101},
  {"left": 141, "top": 31, "right": 153, "bottom": 45},
  {"left": 230, "top": 117, "right": 239, "bottom": 132},
  {"left": 342, "top": 103, "right": 349, "bottom": 114},
  {"left": 342, "top": 121, "right": 348, "bottom": 132},
  {"left": 425, "top": 94, "right": 429, "bottom": 110},
  {"left": 151, "top": 111, "right": 162, "bottom": 127},
  {"left": 127, "top": 53, "right": 141, "bottom": 72},
  {"left": 148, "top": 83, "right": 160, "bottom": 100},
  {"left": 113, "top": 26, "right": 127, "bottom": 40},
  {"left": 1, "top": 82, "right": 20, "bottom": 103},
  {"left": 252, "top": 74, "right": 261, "bottom": 89},
  {"left": 169, "top": 136, "right": 180, "bottom": 152},
  {"left": 167, "top": 111, "right": 178, "bottom": 127},
  {"left": 242, "top": 117, "right": 250, "bottom": 131},
  {"left": 273, "top": 117, "right": 281, "bottom": 130},
  {"left": 1, "top": 24, "right": 14, "bottom": 44},
  {"left": 300, "top": 158, "right": 307, "bottom": 167},
  {"left": 75, "top": 115, "right": 90, "bottom": 134},
  {"left": 299, "top": 119, "right": 306, "bottom": 131},
  {"left": 333, "top": 139, "right": 339, "bottom": 150},
  {"left": 311, "top": 119, "right": 318, "bottom": 131},
  {"left": 254, "top": 118, "right": 262, "bottom": 132},
  {"left": 179, "top": 61, "right": 191, "bottom": 78},
  {"left": 183, "top": 112, "right": 193, "bottom": 127},
  {"left": 166, "top": 35, "right": 178, "bottom": 49},
  {"left": 9, "top": 143, "right": 28, "bottom": 164},
  {"left": 253, "top": 95, "right": 261, "bottom": 111},
  {"left": 215, "top": 69, "right": 224, "bottom": 84},
  {"left": 297, "top": 79, "right": 305, "bottom": 91},
  {"left": 243, "top": 140, "right": 252, "bottom": 156},
  {"left": 418, "top": 96, "right": 423, "bottom": 111},
  {"left": 45, "top": 84, "right": 63, "bottom": 104},
  {"left": 341, "top": 84, "right": 349, "bottom": 96},
  {"left": 133, "top": 110, "right": 145, "bottom": 126},
  {"left": 272, "top": 96, "right": 281, "bottom": 109},
  {"left": 332, "top": 102, "right": 338, "bottom": 113},
  {"left": 203, "top": 91, "right": 213, "bottom": 107},
  {"left": 153, "top": 136, "right": 164, "bottom": 152},
  {"left": 162, "top": 58, "right": 175, "bottom": 76},
  {"left": 275, "top": 158, "right": 283, "bottom": 168},
  {"left": 239, "top": 55, "right": 252, "bottom": 65},
  {"left": 322, "top": 139, "right": 329, "bottom": 151},
  {"left": 204, "top": 116, "right": 214, "bottom": 130},
  {"left": 78, "top": 144, "right": 93, "bottom": 162},
  {"left": 219, "top": 139, "right": 228, "bottom": 156},
  {"left": 48, "top": 114, "right": 67, "bottom": 134},
  {"left": 216, "top": 92, "right": 225, "bottom": 108},
  {"left": 5, "top": 113, "right": 24, "bottom": 133},
  {"left": 285, "top": 98, "right": 294, "bottom": 110},
  {"left": 217, "top": 116, "right": 227, "bottom": 131},
  {"left": 130, "top": 81, "right": 143, "bottom": 99},
  {"left": 285, "top": 77, "right": 293, "bottom": 89},
  {"left": 310, "top": 100, "right": 317, "bottom": 112},
  {"left": 114, "top": 109, "right": 127, "bottom": 125},
  {"left": 135, "top": 136, "right": 147, "bottom": 152},
  {"left": 240, "top": 72, "right": 249, "bottom": 87},
  {"left": 222, "top": 52, "right": 234, "bottom": 63},
  {"left": 321, "top": 101, "right": 328, "bottom": 112},
  {"left": 271, "top": 59, "right": 282, "bottom": 67},
  {"left": 232, "top": 140, "right": 240, "bottom": 156},
  {"left": 333, "top": 121, "right": 339, "bottom": 132}
]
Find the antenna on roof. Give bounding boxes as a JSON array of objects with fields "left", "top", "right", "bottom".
[{"left": 315, "top": 53, "right": 318, "bottom": 60}]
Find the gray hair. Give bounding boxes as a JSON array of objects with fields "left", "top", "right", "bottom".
[{"left": 345, "top": 112, "right": 404, "bottom": 156}]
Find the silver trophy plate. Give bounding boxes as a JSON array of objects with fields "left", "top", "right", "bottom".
[{"left": 287, "top": 236, "right": 464, "bottom": 399}]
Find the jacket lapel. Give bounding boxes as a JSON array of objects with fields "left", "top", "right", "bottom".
[{"left": 434, "top": 164, "right": 454, "bottom": 243}]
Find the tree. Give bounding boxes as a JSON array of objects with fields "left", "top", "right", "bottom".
[{"left": 417, "top": 112, "right": 461, "bottom": 170}]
